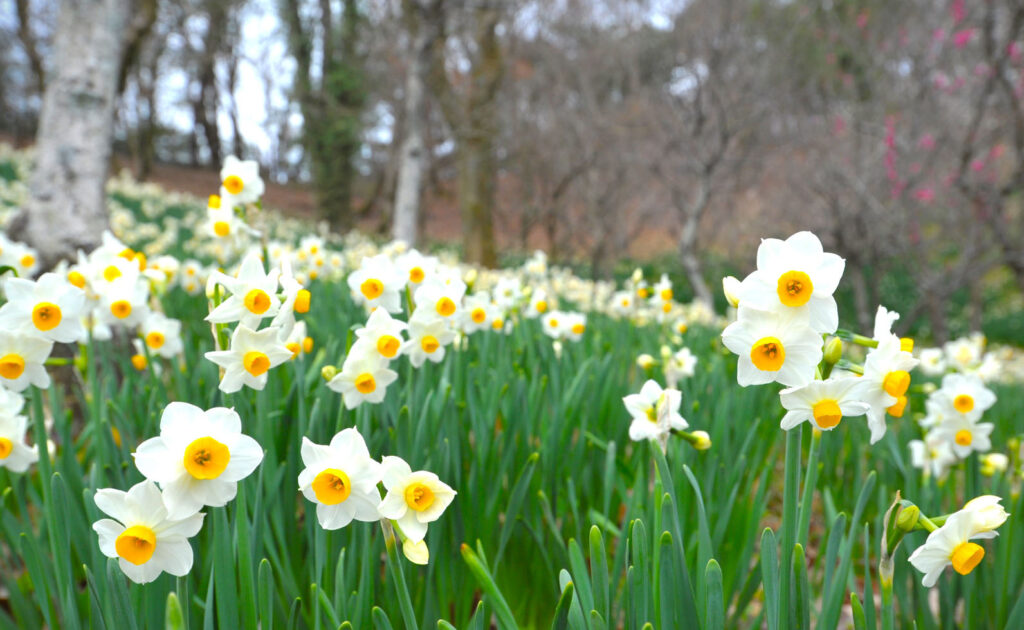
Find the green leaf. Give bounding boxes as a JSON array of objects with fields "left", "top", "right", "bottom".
[
  {"left": 760, "top": 528, "right": 779, "bottom": 630},
  {"left": 792, "top": 544, "right": 809, "bottom": 630},
  {"left": 460, "top": 543, "right": 518, "bottom": 630},
  {"left": 165, "top": 592, "right": 184, "bottom": 630},
  {"left": 705, "top": 559, "right": 724, "bottom": 630},
  {"left": 550, "top": 581, "right": 574, "bottom": 630}
]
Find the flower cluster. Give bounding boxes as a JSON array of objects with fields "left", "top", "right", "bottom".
[
  {"left": 721, "top": 231, "right": 921, "bottom": 443},
  {"left": 910, "top": 373, "right": 996, "bottom": 478},
  {"left": 299, "top": 428, "right": 455, "bottom": 563}
]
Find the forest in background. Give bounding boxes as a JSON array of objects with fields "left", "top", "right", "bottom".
[{"left": 2, "top": 0, "right": 1024, "bottom": 341}]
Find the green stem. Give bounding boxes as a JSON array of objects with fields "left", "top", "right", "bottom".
[
  {"left": 779, "top": 425, "right": 802, "bottom": 628},
  {"left": 381, "top": 520, "right": 418, "bottom": 630}
]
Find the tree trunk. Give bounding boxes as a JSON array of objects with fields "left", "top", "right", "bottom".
[
  {"left": 8, "top": 0, "right": 130, "bottom": 268},
  {"left": 676, "top": 179, "right": 714, "bottom": 309},
  {"left": 392, "top": 0, "right": 440, "bottom": 246}
]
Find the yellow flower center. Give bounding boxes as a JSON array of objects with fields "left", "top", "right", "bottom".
[
  {"left": 776, "top": 270, "right": 813, "bottom": 307},
  {"left": 535, "top": 300, "right": 548, "bottom": 313},
  {"left": 953, "top": 394, "right": 975, "bottom": 413},
  {"left": 471, "top": 308, "right": 486, "bottom": 324},
  {"left": 103, "top": 265, "right": 122, "bottom": 282},
  {"left": 955, "top": 429, "right": 973, "bottom": 447},
  {"left": 131, "top": 354, "right": 147, "bottom": 370},
  {"left": 244, "top": 289, "right": 271, "bottom": 315},
  {"left": 0, "top": 437, "right": 12, "bottom": 459},
  {"left": 812, "top": 399, "right": 842, "bottom": 429},
  {"left": 243, "top": 351, "right": 271, "bottom": 377},
  {"left": 110, "top": 300, "right": 132, "bottom": 319},
  {"left": 882, "top": 370, "right": 911, "bottom": 398},
  {"left": 750, "top": 336, "right": 785, "bottom": 371},
  {"left": 303, "top": 337, "right": 314, "bottom": 353},
  {"left": 404, "top": 482, "right": 435, "bottom": 512},
  {"left": 145, "top": 331, "right": 165, "bottom": 350},
  {"left": 492, "top": 318, "right": 504, "bottom": 330},
  {"left": 662, "top": 302, "right": 672, "bottom": 313},
  {"left": 213, "top": 221, "right": 231, "bottom": 237},
  {"left": 572, "top": 323, "right": 585, "bottom": 335},
  {"left": 183, "top": 436, "right": 231, "bottom": 479},
  {"left": 67, "top": 270, "right": 87, "bottom": 289},
  {"left": 32, "top": 302, "right": 62, "bottom": 331},
  {"left": 0, "top": 354, "right": 26, "bottom": 380},
  {"left": 355, "top": 372, "right": 376, "bottom": 394},
  {"left": 312, "top": 468, "right": 351, "bottom": 505},
  {"left": 951, "top": 541, "right": 984, "bottom": 575},
  {"left": 223, "top": 174, "right": 244, "bottom": 195},
  {"left": 661, "top": 288, "right": 673, "bottom": 300},
  {"left": 360, "top": 278, "right": 383, "bottom": 300},
  {"left": 900, "top": 337, "right": 914, "bottom": 352},
  {"left": 548, "top": 318, "right": 559, "bottom": 329},
  {"left": 20, "top": 254, "right": 35, "bottom": 268},
  {"left": 115, "top": 525, "right": 156, "bottom": 566},
  {"left": 377, "top": 335, "right": 400, "bottom": 358},
  {"left": 436, "top": 297, "right": 456, "bottom": 317},
  {"left": 409, "top": 267, "right": 425, "bottom": 283},
  {"left": 286, "top": 341, "right": 300, "bottom": 357},
  {"left": 637, "top": 288, "right": 649, "bottom": 299},
  {"left": 421, "top": 335, "right": 440, "bottom": 354},
  {"left": 621, "top": 299, "right": 629, "bottom": 307},
  {"left": 887, "top": 395, "right": 908, "bottom": 418},
  {"left": 294, "top": 289, "right": 311, "bottom": 313},
  {"left": 208, "top": 194, "right": 221, "bottom": 209}
]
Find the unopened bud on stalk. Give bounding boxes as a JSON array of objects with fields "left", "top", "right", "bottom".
[
  {"left": 636, "top": 354, "right": 656, "bottom": 370},
  {"left": 895, "top": 504, "right": 921, "bottom": 532},
  {"left": 692, "top": 430, "right": 712, "bottom": 451},
  {"left": 402, "top": 538, "right": 429, "bottom": 565},
  {"left": 921, "top": 382, "right": 937, "bottom": 394},
  {"left": 722, "top": 276, "right": 742, "bottom": 308},
  {"left": 980, "top": 453, "right": 1009, "bottom": 477},
  {"left": 321, "top": 365, "right": 338, "bottom": 382},
  {"left": 659, "top": 345, "right": 672, "bottom": 360},
  {"left": 824, "top": 337, "right": 843, "bottom": 365}
]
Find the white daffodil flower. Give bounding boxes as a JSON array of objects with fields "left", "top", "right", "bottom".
[
  {"left": 204, "top": 325, "right": 293, "bottom": 393},
  {"left": 0, "top": 331, "right": 52, "bottom": 392},
  {"left": 737, "top": 231, "right": 845, "bottom": 334},
  {"left": 327, "top": 342, "right": 399, "bottom": 408},
  {"left": 206, "top": 252, "right": 282, "bottom": 328},
  {"left": 297, "top": 429, "right": 382, "bottom": 530},
  {"left": 0, "top": 273, "right": 86, "bottom": 343},
  {"left": 133, "top": 403, "right": 264, "bottom": 518},
  {"left": 354, "top": 307, "right": 408, "bottom": 361},
  {"left": 779, "top": 377, "right": 871, "bottom": 432},
  {"left": 623, "top": 380, "right": 688, "bottom": 449},
  {"left": 378, "top": 455, "right": 456, "bottom": 543},
  {"left": 347, "top": 254, "right": 404, "bottom": 313},
  {"left": 721, "top": 306, "right": 822, "bottom": 388},
  {"left": 92, "top": 481, "right": 205, "bottom": 584}
]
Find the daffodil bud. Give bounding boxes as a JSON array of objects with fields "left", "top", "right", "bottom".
[
  {"left": 402, "top": 538, "right": 429, "bottom": 565},
  {"left": 980, "top": 453, "right": 1008, "bottom": 477},
  {"left": 636, "top": 354, "right": 656, "bottom": 370},
  {"left": 921, "top": 382, "right": 937, "bottom": 394},
  {"left": 895, "top": 504, "right": 920, "bottom": 532},
  {"left": 321, "top": 365, "right": 338, "bottom": 382},
  {"left": 692, "top": 430, "right": 711, "bottom": 451},
  {"left": 722, "top": 276, "right": 742, "bottom": 308},
  {"left": 659, "top": 345, "right": 672, "bottom": 360},
  {"left": 631, "top": 268, "right": 643, "bottom": 283},
  {"left": 464, "top": 268, "right": 478, "bottom": 286},
  {"left": 552, "top": 341, "right": 563, "bottom": 359},
  {"left": 823, "top": 337, "right": 843, "bottom": 365}
]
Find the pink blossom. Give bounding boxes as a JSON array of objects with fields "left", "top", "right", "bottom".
[
  {"left": 974, "top": 63, "right": 990, "bottom": 77},
  {"left": 971, "top": 159, "right": 985, "bottom": 172},
  {"left": 857, "top": 12, "right": 869, "bottom": 29},
  {"left": 913, "top": 187, "right": 935, "bottom": 203},
  {"left": 919, "top": 134, "right": 936, "bottom": 150},
  {"left": 990, "top": 144, "right": 1005, "bottom": 159},
  {"left": 951, "top": 0, "right": 966, "bottom": 25},
  {"left": 1010, "top": 42, "right": 1022, "bottom": 62},
  {"left": 953, "top": 29, "right": 974, "bottom": 49}
]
